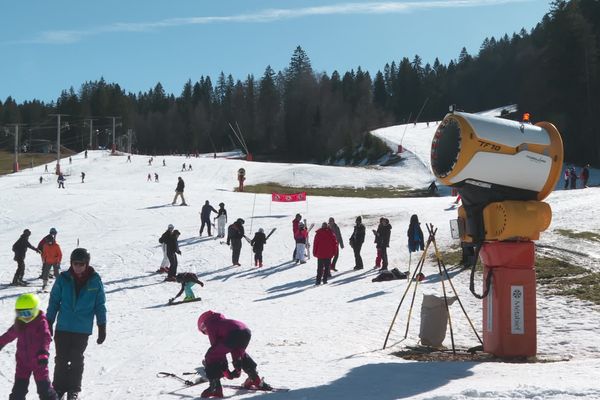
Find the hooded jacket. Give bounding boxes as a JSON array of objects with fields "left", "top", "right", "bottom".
[
  {"left": 0, "top": 311, "right": 52, "bottom": 369},
  {"left": 47, "top": 267, "right": 107, "bottom": 335}
]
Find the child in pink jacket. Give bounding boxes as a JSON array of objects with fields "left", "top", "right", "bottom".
[{"left": 0, "top": 293, "right": 58, "bottom": 400}]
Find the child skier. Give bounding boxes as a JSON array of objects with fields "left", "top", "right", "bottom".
[
  {"left": 407, "top": 214, "right": 425, "bottom": 253},
  {"left": 168, "top": 273, "right": 204, "bottom": 303},
  {"left": 294, "top": 222, "right": 309, "bottom": 264},
  {"left": 197, "top": 310, "right": 271, "bottom": 398},
  {"left": 0, "top": 293, "right": 59, "bottom": 400},
  {"left": 250, "top": 228, "right": 267, "bottom": 267},
  {"left": 41, "top": 236, "right": 62, "bottom": 291}
]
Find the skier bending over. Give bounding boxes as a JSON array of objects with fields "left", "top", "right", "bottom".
[
  {"left": 197, "top": 310, "right": 271, "bottom": 398},
  {"left": 168, "top": 273, "right": 204, "bottom": 303}
]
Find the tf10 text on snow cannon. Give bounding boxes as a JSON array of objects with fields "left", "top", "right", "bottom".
[
  {"left": 430, "top": 110, "right": 564, "bottom": 358},
  {"left": 431, "top": 110, "right": 563, "bottom": 242}
]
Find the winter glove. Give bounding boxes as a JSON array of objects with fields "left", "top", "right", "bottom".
[
  {"left": 176, "top": 250, "right": 181, "bottom": 255},
  {"left": 97, "top": 324, "right": 106, "bottom": 345},
  {"left": 199, "top": 281, "right": 204, "bottom": 287},
  {"left": 223, "top": 368, "right": 241, "bottom": 380},
  {"left": 37, "top": 351, "right": 49, "bottom": 366}
]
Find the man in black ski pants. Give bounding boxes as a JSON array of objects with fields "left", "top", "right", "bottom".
[
  {"left": 46, "top": 248, "right": 107, "bottom": 400},
  {"left": 165, "top": 230, "right": 181, "bottom": 281},
  {"left": 350, "top": 216, "right": 366, "bottom": 270},
  {"left": 227, "top": 219, "right": 245, "bottom": 266},
  {"left": 11, "top": 229, "right": 41, "bottom": 285},
  {"left": 378, "top": 218, "right": 392, "bottom": 270},
  {"left": 200, "top": 200, "right": 218, "bottom": 236}
]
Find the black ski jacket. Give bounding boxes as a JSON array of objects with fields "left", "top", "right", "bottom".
[
  {"left": 377, "top": 224, "right": 392, "bottom": 248},
  {"left": 175, "top": 179, "right": 185, "bottom": 192},
  {"left": 165, "top": 235, "right": 180, "bottom": 255},
  {"left": 227, "top": 223, "right": 245, "bottom": 245},
  {"left": 350, "top": 223, "right": 365, "bottom": 247},
  {"left": 251, "top": 232, "right": 267, "bottom": 252},
  {"left": 201, "top": 204, "right": 217, "bottom": 220},
  {"left": 13, "top": 234, "right": 38, "bottom": 260},
  {"left": 159, "top": 230, "right": 171, "bottom": 244}
]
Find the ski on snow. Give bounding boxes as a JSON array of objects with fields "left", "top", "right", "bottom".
[
  {"left": 157, "top": 371, "right": 289, "bottom": 392},
  {"left": 167, "top": 298, "right": 202, "bottom": 306}
]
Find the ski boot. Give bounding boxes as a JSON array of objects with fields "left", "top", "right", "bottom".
[
  {"left": 242, "top": 375, "right": 272, "bottom": 391},
  {"left": 200, "top": 379, "right": 223, "bottom": 398},
  {"left": 183, "top": 295, "right": 195, "bottom": 302}
]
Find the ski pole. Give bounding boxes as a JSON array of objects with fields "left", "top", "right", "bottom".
[{"left": 157, "top": 372, "right": 195, "bottom": 386}]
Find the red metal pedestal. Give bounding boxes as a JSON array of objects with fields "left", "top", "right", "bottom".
[{"left": 480, "top": 241, "right": 537, "bottom": 357}]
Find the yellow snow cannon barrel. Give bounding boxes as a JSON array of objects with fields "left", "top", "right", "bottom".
[
  {"left": 430, "top": 111, "right": 563, "bottom": 201},
  {"left": 432, "top": 111, "right": 563, "bottom": 242}
]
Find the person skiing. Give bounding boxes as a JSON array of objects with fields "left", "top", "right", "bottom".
[
  {"left": 40, "top": 176, "right": 43, "bottom": 184},
  {"left": 581, "top": 164, "right": 590, "bottom": 188},
  {"left": 377, "top": 218, "right": 392, "bottom": 270},
  {"left": 165, "top": 230, "right": 182, "bottom": 281},
  {"left": 291, "top": 214, "right": 302, "bottom": 260},
  {"left": 215, "top": 203, "right": 228, "bottom": 238},
  {"left": 127, "top": 154, "right": 131, "bottom": 162},
  {"left": 41, "top": 236, "right": 62, "bottom": 291},
  {"left": 157, "top": 224, "right": 174, "bottom": 273},
  {"left": 350, "top": 216, "right": 366, "bottom": 270},
  {"left": 182, "top": 163, "right": 186, "bottom": 172},
  {"left": 57, "top": 174, "right": 65, "bottom": 189},
  {"left": 172, "top": 177, "right": 187, "bottom": 205},
  {"left": 407, "top": 214, "right": 425, "bottom": 255},
  {"left": 312, "top": 222, "right": 338, "bottom": 285},
  {"left": 162, "top": 159, "right": 166, "bottom": 167},
  {"left": 46, "top": 248, "right": 107, "bottom": 400},
  {"left": 227, "top": 219, "right": 245, "bottom": 266},
  {"left": 563, "top": 168, "right": 570, "bottom": 189},
  {"left": 250, "top": 228, "right": 267, "bottom": 267},
  {"left": 373, "top": 218, "right": 384, "bottom": 268},
  {"left": 154, "top": 172, "right": 159, "bottom": 182},
  {"left": 38, "top": 228, "right": 58, "bottom": 253},
  {"left": 84, "top": 150, "right": 88, "bottom": 159},
  {"left": 569, "top": 166, "right": 578, "bottom": 189},
  {"left": 200, "top": 201, "right": 218, "bottom": 236},
  {"left": 197, "top": 310, "right": 271, "bottom": 398},
  {"left": 12, "top": 229, "right": 41, "bottom": 286},
  {"left": 147, "top": 173, "right": 152, "bottom": 182},
  {"left": 294, "top": 222, "right": 309, "bottom": 264},
  {"left": 168, "top": 272, "right": 204, "bottom": 303},
  {"left": 328, "top": 217, "right": 344, "bottom": 271},
  {"left": 0, "top": 293, "right": 59, "bottom": 400}
]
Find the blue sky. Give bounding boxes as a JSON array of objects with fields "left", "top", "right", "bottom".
[{"left": 1, "top": 0, "right": 551, "bottom": 103}]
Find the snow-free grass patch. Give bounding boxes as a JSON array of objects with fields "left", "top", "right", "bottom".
[{"left": 240, "top": 182, "right": 432, "bottom": 198}]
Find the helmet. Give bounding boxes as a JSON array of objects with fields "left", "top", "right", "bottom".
[
  {"left": 197, "top": 310, "right": 215, "bottom": 334},
  {"left": 168, "top": 224, "right": 174, "bottom": 230},
  {"left": 15, "top": 293, "right": 41, "bottom": 323},
  {"left": 237, "top": 218, "right": 245, "bottom": 225},
  {"left": 219, "top": 202, "right": 224, "bottom": 207},
  {"left": 258, "top": 228, "right": 264, "bottom": 233},
  {"left": 23, "top": 229, "right": 31, "bottom": 236},
  {"left": 70, "top": 248, "right": 90, "bottom": 264},
  {"left": 49, "top": 227, "right": 57, "bottom": 235}
]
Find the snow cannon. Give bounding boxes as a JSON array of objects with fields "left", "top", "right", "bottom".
[
  {"left": 431, "top": 111, "right": 563, "bottom": 242},
  {"left": 431, "top": 110, "right": 564, "bottom": 358}
]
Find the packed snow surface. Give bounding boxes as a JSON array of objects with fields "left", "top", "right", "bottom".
[{"left": 1, "top": 119, "right": 599, "bottom": 399}]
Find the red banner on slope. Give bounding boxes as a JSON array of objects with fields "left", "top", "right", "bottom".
[{"left": 272, "top": 192, "right": 307, "bottom": 202}]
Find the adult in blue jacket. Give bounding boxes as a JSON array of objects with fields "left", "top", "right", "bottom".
[{"left": 47, "top": 248, "right": 107, "bottom": 400}]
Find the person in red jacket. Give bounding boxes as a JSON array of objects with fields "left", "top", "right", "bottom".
[
  {"left": 312, "top": 222, "right": 338, "bottom": 285},
  {"left": 0, "top": 293, "right": 58, "bottom": 400},
  {"left": 41, "top": 236, "right": 63, "bottom": 291},
  {"left": 197, "top": 311, "right": 271, "bottom": 398}
]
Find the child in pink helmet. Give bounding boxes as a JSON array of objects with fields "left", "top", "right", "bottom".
[
  {"left": 0, "top": 293, "right": 58, "bottom": 399},
  {"left": 197, "top": 310, "right": 271, "bottom": 398}
]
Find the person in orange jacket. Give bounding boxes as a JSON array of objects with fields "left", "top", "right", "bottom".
[{"left": 41, "top": 236, "right": 62, "bottom": 291}]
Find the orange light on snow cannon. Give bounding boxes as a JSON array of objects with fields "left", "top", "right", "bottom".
[{"left": 522, "top": 113, "right": 530, "bottom": 123}]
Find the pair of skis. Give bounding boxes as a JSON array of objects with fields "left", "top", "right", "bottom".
[{"left": 157, "top": 371, "right": 289, "bottom": 392}]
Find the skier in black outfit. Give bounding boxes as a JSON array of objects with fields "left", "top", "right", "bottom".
[
  {"left": 250, "top": 228, "right": 267, "bottom": 267},
  {"left": 350, "top": 216, "right": 366, "bottom": 270},
  {"left": 169, "top": 273, "right": 204, "bottom": 303},
  {"left": 11, "top": 229, "right": 41, "bottom": 285},
  {"left": 377, "top": 218, "right": 392, "bottom": 270},
  {"left": 227, "top": 219, "right": 245, "bottom": 266},
  {"left": 165, "top": 230, "right": 181, "bottom": 281},
  {"left": 200, "top": 201, "right": 217, "bottom": 236},
  {"left": 172, "top": 177, "right": 187, "bottom": 206}
]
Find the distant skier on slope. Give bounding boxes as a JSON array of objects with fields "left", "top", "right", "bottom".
[
  {"left": 250, "top": 228, "right": 267, "bottom": 267},
  {"left": 215, "top": 203, "right": 227, "bottom": 238},
  {"left": 291, "top": 214, "right": 302, "bottom": 260},
  {"left": 294, "top": 222, "right": 309, "bottom": 264},
  {"left": 172, "top": 177, "right": 187, "bottom": 206},
  {"left": 158, "top": 224, "right": 174, "bottom": 273},
  {"left": 168, "top": 273, "right": 204, "bottom": 303},
  {"left": 164, "top": 230, "right": 181, "bottom": 281},
  {"left": 312, "top": 222, "right": 338, "bottom": 285},
  {"left": 327, "top": 217, "right": 344, "bottom": 271},
  {"left": 227, "top": 219, "right": 245, "bottom": 266},
  {"left": 350, "top": 216, "right": 365, "bottom": 270},
  {"left": 200, "top": 201, "right": 218, "bottom": 236},
  {"left": 197, "top": 310, "right": 271, "bottom": 398},
  {"left": 12, "top": 229, "right": 41, "bottom": 286}
]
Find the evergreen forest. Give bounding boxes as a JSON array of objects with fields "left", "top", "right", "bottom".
[{"left": 0, "top": 0, "right": 598, "bottom": 164}]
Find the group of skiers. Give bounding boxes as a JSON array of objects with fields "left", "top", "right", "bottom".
[
  {"left": 564, "top": 164, "right": 591, "bottom": 189},
  {"left": 2, "top": 246, "right": 107, "bottom": 400}
]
